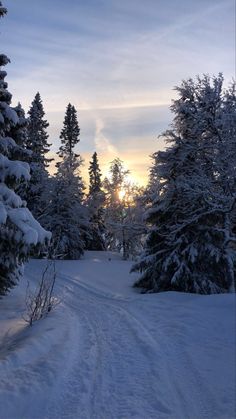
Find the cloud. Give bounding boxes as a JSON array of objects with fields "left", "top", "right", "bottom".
[
  {"left": 2, "top": 0, "right": 235, "bottom": 187},
  {"left": 94, "top": 117, "right": 118, "bottom": 156}
]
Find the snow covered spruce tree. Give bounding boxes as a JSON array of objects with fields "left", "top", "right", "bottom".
[
  {"left": 9, "top": 103, "right": 28, "bottom": 152},
  {"left": 217, "top": 81, "right": 236, "bottom": 239},
  {"left": 86, "top": 152, "right": 105, "bottom": 250},
  {"left": 0, "top": 3, "right": 50, "bottom": 295},
  {"left": 26, "top": 92, "right": 52, "bottom": 220},
  {"left": 132, "top": 74, "right": 236, "bottom": 294},
  {"left": 47, "top": 104, "right": 89, "bottom": 259}
]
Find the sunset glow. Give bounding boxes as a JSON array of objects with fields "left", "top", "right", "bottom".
[{"left": 2, "top": 0, "right": 235, "bottom": 185}]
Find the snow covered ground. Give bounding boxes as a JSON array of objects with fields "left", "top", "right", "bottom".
[{"left": 0, "top": 251, "right": 235, "bottom": 419}]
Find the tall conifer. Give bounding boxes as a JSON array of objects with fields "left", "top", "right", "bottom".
[{"left": 0, "top": 3, "right": 50, "bottom": 294}]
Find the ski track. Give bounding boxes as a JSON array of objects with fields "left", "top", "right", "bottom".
[
  {"left": 1, "top": 257, "right": 235, "bottom": 419},
  {"left": 45, "top": 273, "right": 233, "bottom": 419},
  {"left": 47, "top": 278, "right": 173, "bottom": 419}
]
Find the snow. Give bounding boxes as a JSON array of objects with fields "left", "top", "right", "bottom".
[
  {"left": 0, "top": 154, "right": 30, "bottom": 183},
  {"left": 0, "top": 251, "right": 235, "bottom": 419},
  {"left": 3, "top": 106, "right": 18, "bottom": 125},
  {"left": 0, "top": 201, "right": 7, "bottom": 223},
  {"left": 8, "top": 207, "right": 52, "bottom": 245}
]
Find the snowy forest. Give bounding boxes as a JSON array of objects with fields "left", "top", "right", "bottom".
[
  {"left": 0, "top": 2, "right": 235, "bottom": 419},
  {"left": 1, "top": 2, "right": 236, "bottom": 297}
]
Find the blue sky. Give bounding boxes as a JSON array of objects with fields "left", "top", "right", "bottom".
[{"left": 1, "top": 0, "right": 235, "bottom": 185}]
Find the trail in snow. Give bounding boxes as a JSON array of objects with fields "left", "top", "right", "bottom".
[{"left": 0, "top": 251, "right": 235, "bottom": 419}]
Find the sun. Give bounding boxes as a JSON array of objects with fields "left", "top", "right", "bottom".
[{"left": 118, "top": 189, "right": 126, "bottom": 200}]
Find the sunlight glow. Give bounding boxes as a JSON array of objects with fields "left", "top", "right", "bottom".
[{"left": 118, "top": 189, "right": 126, "bottom": 201}]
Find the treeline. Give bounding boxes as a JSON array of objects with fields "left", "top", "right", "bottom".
[
  {"left": 24, "top": 96, "right": 146, "bottom": 261},
  {"left": 0, "top": 2, "right": 146, "bottom": 296},
  {"left": 1, "top": 2, "right": 236, "bottom": 296}
]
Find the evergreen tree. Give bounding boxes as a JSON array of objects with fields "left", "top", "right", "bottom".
[
  {"left": 26, "top": 92, "right": 52, "bottom": 219},
  {"left": 58, "top": 103, "right": 80, "bottom": 158},
  {"left": 27, "top": 93, "right": 51, "bottom": 166},
  {"left": 0, "top": 3, "right": 50, "bottom": 295},
  {"left": 47, "top": 104, "right": 88, "bottom": 258},
  {"left": 132, "top": 75, "right": 236, "bottom": 294},
  {"left": 10, "top": 103, "right": 28, "bottom": 149},
  {"left": 86, "top": 152, "right": 105, "bottom": 250},
  {"left": 47, "top": 155, "right": 88, "bottom": 259},
  {"left": 89, "top": 151, "right": 102, "bottom": 194}
]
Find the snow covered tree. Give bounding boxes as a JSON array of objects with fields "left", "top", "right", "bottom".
[
  {"left": 216, "top": 82, "right": 236, "bottom": 208},
  {"left": 9, "top": 103, "right": 28, "bottom": 150},
  {"left": 26, "top": 92, "right": 52, "bottom": 219},
  {"left": 86, "top": 152, "right": 105, "bottom": 250},
  {"left": 0, "top": 3, "right": 50, "bottom": 295},
  {"left": 47, "top": 104, "right": 89, "bottom": 259},
  {"left": 113, "top": 183, "right": 146, "bottom": 259},
  {"left": 103, "top": 159, "right": 145, "bottom": 258},
  {"left": 47, "top": 156, "right": 88, "bottom": 259},
  {"left": 132, "top": 75, "right": 236, "bottom": 294},
  {"left": 103, "top": 158, "right": 129, "bottom": 251}
]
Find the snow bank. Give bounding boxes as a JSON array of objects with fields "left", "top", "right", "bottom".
[{"left": 0, "top": 252, "right": 235, "bottom": 419}]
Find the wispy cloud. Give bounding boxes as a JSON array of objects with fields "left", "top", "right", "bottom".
[
  {"left": 2, "top": 0, "right": 235, "bottom": 185},
  {"left": 94, "top": 117, "right": 118, "bottom": 156}
]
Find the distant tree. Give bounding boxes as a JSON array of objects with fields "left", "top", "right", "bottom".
[
  {"left": 58, "top": 103, "right": 80, "bottom": 158},
  {"left": 26, "top": 92, "right": 52, "bottom": 220},
  {"left": 47, "top": 155, "right": 88, "bottom": 259},
  {"left": 114, "top": 183, "right": 146, "bottom": 260},
  {"left": 103, "top": 158, "right": 129, "bottom": 251},
  {"left": 86, "top": 152, "right": 105, "bottom": 250},
  {"left": 132, "top": 74, "right": 236, "bottom": 294},
  {"left": 0, "top": 3, "right": 50, "bottom": 295},
  {"left": 103, "top": 158, "right": 145, "bottom": 258},
  {"left": 89, "top": 151, "right": 102, "bottom": 194},
  {"left": 47, "top": 104, "right": 89, "bottom": 259}
]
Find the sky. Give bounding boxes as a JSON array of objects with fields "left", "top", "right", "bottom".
[{"left": 1, "top": 0, "right": 235, "bottom": 186}]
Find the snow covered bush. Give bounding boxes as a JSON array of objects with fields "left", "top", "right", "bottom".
[
  {"left": 132, "top": 75, "right": 236, "bottom": 294},
  {"left": 0, "top": 3, "right": 51, "bottom": 295}
]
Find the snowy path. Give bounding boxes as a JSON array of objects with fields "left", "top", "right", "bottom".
[
  {"left": 47, "top": 278, "right": 172, "bottom": 419},
  {"left": 0, "top": 252, "right": 235, "bottom": 419}
]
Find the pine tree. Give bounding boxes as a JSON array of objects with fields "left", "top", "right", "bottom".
[
  {"left": 0, "top": 3, "right": 50, "bottom": 295},
  {"left": 9, "top": 103, "right": 28, "bottom": 150},
  {"left": 47, "top": 104, "right": 88, "bottom": 258},
  {"left": 58, "top": 103, "right": 80, "bottom": 158},
  {"left": 86, "top": 152, "right": 105, "bottom": 250},
  {"left": 89, "top": 152, "right": 102, "bottom": 194},
  {"left": 47, "top": 155, "right": 88, "bottom": 259},
  {"left": 132, "top": 75, "right": 236, "bottom": 294},
  {"left": 26, "top": 92, "right": 52, "bottom": 219}
]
